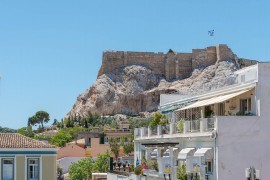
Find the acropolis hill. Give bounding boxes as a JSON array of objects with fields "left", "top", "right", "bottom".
[
  {"left": 98, "top": 44, "right": 256, "bottom": 81},
  {"left": 68, "top": 44, "right": 257, "bottom": 117}
]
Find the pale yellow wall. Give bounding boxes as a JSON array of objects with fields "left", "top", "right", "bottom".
[
  {"left": 42, "top": 156, "right": 57, "bottom": 180},
  {"left": 224, "top": 89, "right": 254, "bottom": 115},
  {"left": 16, "top": 155, "right": 25, "bottom": 179}
]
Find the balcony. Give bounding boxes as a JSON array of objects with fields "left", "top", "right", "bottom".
[{"left": 134, "top": 118, "right": 216, "bottom": 140}]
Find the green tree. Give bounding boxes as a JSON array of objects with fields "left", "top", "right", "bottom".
[
  {"left": 65, "top": 118, "right": 74, "bottom": 128},
  {"left": 50, "top": 130, "right": 72, "bottom": 147},
  {"left": 84, "top": 119, "right": 89, "bottom": 128},
  {"left": 68, "top": 158, "right": 95, "bottom": 180},
  {"left": 177, "top": 162, "right": 187, "bottom": 180},
  {"left": 17, "top": 126, "right": 35, "bottom": 138},
  {"left": 52, "top": 119, "right": 58, "bottom": 125},
  {"left": 28, "top": 111, "right": 50, "bottom": 129},
  {"left": 109, "top": 137, "right": 120, "bottom": 161},
  {"left": 0, "top": 126, "right": 16, "bottom": 133},
  {"left": 93, "top": 150, "right": 110, "bottom": 172},
  {"left": 128, "top": 116, "right": 152, "bottom": 129},
  {"left": 149, "top": 112, "right": 168, "bottom": 127},
  {"left": 50, "top": 127, "right": 85, "bottom": 147},
  {"left": 122, "top": 135, "right": 134, "bottom": 155}
]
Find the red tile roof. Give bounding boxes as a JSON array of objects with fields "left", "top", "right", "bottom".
[{"left": 0, "top": 133, "right": 56, "bottom": 149}]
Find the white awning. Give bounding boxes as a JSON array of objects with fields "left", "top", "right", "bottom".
[
  {"left": 163, "top": 148, "right": 178, "bottom": 158},
  {"left": 179, "top": 89, "right": 250, "bottom": 110},
  {"left": 194, "top": 148, "right": 213, "bottom": 160},
  {"left": 178, "top": 148, "right": 195, "bottom": 160},
  {"left": 150, "top": 149, "right": 157, "bottom": 158}
]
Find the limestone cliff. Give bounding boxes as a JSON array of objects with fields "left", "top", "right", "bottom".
[{"left": 67, "top": 45, "right": 257, "bottom": 117}]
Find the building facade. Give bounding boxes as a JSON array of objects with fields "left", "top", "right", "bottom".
[
  {"left": 134, "top": 63, "right": 269, "bottom": 180},
  {"left": 0, "top": 133, "right": 57, "bottom": 180}
]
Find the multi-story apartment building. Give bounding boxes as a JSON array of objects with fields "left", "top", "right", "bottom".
[{"left": 134, "top": 62, "right": 270, "bottom": 180}]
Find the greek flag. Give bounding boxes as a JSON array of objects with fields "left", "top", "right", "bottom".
[{"left": 208, "top": 29, "right": 214, "bottom": 36}]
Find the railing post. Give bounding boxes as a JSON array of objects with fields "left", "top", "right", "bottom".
[
  {"left": 134, "top": 128, "right": 138, "bottom": 139},
  {"left": 157, "top": 125, "right": 162, "bottom": 136},
  {"left": 184, "top": 121, "right": 190, "bottom": 133},
  {"left": 140, "top": 127, "right": 144, "bottom": 138},
  {"left": 200, "top": 120, "right": 203, "bottom": 133},
  {"left": 214, "top": 117, "right": 217, "bottom": 130},
  {"left": 200, "top": 118, "right": 207, "bottom": 133},
  {"left": 148, "top": 126, "right": 151, "bottom": 137},
  {"left": 170, "top": 123, "right": 174, "bottom": 135}
]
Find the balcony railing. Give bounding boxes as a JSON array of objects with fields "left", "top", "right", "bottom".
[
  {"left": 161, "top": 124, "right": 170, "bottom": 135},
  {"left": 190, "top": 119, "right": 200, "bottom": 132},
  {"left": 151, "top": 126, "right": 158, "bottom": 136},
  {"left": 134, "top": 118, "right": 216, "bottom": 139}
]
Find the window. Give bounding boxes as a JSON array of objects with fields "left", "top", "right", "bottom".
[
  {"left": 248, "top": 98, "right": 251, "bottom": 111},
  {"left": 205, "top": 160, "right": 213, "bottom": 174},
  {"left": 2, "top": 159, "right": 14, "bottom": 180},
  {"left": 217, "top": 103, "right": 225, "bottom": 116},
  {"left": 240, "top": 98, "right": 251, "bottom": 115},
  {"left": 99, "top": 137, "right": 104, "bottom": 144},
  {"left": 28, "top": 158, "right": 39, "bottom": 180}
]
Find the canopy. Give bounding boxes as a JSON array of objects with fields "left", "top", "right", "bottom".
[
  {"left": 194, "top": 148, "right": 213, "bottom": 160},
  {"left": 178, "top": 148, "right": 195, "bottom": 160},
  {"left": 163, "top": 148, "right": 179, "bottom": 158},
  {"left": 179, "top": 89, "right": 250, "bottom": 110},
  {"left": 150, "top": 149, "right": 157, "bottom": 158}
]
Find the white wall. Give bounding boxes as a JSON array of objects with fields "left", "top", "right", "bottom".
[
  {"left": 216, "top": 116, "right": 263, "bottom": 180},
  {"left": 216, "top": 63, "right": 270, "bottom": 180},
  {"left": 235, "top": 64, "right": 258, "bottom": 83},
  {"left": 160, "top": 94, "right": 188, "bottom": 106},
  {"left": 107, "top": 173, "right": 129, "bottom": 180}
]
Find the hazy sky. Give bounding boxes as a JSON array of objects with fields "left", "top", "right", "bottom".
[{"left": 0, "top": 1, "right": 269, "bottom": 129}]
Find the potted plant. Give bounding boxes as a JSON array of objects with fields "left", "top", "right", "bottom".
[
  {"left": 134, "top": 165, "right": 142, "bottom": 175},
  {"left": 177, "top": 118, "right": 185, "bottom": 132},
  {"left": 146, "top": 160, "right": 158, "bottom": 171}
]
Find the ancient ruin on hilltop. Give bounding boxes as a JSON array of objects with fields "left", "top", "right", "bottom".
[
  {"left": 67, "top": 44, "right": 258, "bottom": 117},
  {"left": 98, "top": 44, "right": 256, "bottom": 81}
]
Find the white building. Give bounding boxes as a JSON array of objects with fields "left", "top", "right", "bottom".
[{"left": 134, "top": 62, "right": 270, "bottom": 180}]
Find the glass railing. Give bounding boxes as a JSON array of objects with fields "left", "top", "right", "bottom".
[
  {"left": 174, "top": 122, "right": 183, "bottom": 134},
  {"left": 151, "top": 126, "right": 158, "bottom": 136},
  {"left": 135, "top": 129, "right": 141, "bottom": 137},
  {"left": 135, "top": 117, "right": 216, "bottom": 139},
  {"left": 143, "top": 127, "right": 148, "bottom": 137},
  {"left": 190, "top": 119, "right": 200, "bottom": 132},
  {"left": 161, "top": 124, "right": 170, "bottom": 135},
  {"left": 206, "top": 118, "right": 215, "bottom": 131}
]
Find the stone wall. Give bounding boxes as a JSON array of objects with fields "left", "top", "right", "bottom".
[
  {"left": 97, "top": 44, "right": 257, "bottom": 81},
  {"left": 240, "top": 58, "right": 258, "bottom": 67}
]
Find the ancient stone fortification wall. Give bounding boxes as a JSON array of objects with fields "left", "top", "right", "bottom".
[
  {"left": 97, "top": 44, "right": 257, "bottom": 81},
  {"left": 98, "top": 51, "right": 165, "bottom": 77}
]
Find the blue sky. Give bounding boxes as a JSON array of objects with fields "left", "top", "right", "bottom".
[{"left": 0, "top": 1, "right": 269, "bottom": 129}]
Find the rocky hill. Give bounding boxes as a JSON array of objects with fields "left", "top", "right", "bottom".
[{"left": 67, "top": 45, "right": 257, "bottom": 117}]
